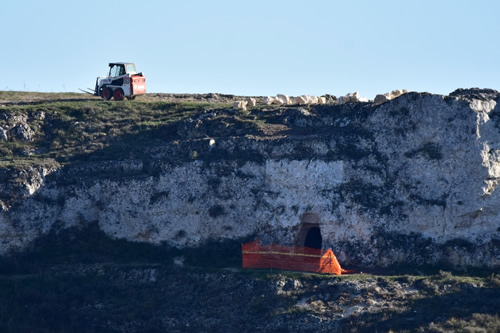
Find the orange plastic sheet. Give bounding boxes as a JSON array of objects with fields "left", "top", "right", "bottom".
[{"left": 242, "top": 240, "right": 353, "bottom": 275}]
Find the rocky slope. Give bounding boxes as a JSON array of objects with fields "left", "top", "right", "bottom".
[
  {"left": 0, "top": 89, "right": 499, "bottom": 270},
  {"left": 1, "top": 224, "right": 499, "bottom": 333},
  {"left": 4, "top": 263, "right": 500, "bottom": 333}
]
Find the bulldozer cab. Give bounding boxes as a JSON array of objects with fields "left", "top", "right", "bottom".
[{"left": 108, "top": 63, "right": 137, "bottom": 77}]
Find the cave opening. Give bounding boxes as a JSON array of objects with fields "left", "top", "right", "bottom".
[
  {"left": 296, "top": 213, "right": 323, "bottom": 249},
  {"left": 304, "top": 226, "right": 322, "bottom": 249}
]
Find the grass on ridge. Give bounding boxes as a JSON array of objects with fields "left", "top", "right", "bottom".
[{"left": 0, "top": 93, "right": 230, "bottom": 168}]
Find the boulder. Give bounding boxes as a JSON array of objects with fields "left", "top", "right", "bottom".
[
  {"left": 391, "top": 89, "right": 409, "bottom": 99},
  {"left": 374, "top": 94, "right": 391, "bottom": 105},
  {"left": 233, "top": 101, "right": 248, "bottom": 110},
  {"left": 276, "top": 94, "right": 291, "bottom": 105},
  {"left": 246, "top": 98, "right": 257, "bottom": 107},
  {"left": 339, "top": 92, "right": 369, "bottom": 104},
  {"left": 322, "top": 94, "right": 337, "bottom": 104},
  {"left": 374, "top": 89, "right": 409, "bottom": 105},
  {"left": 264, "top": 96, "right": 275, "bottom": 105},
  {"left": 295, "top": 96, "right": 307, "bottom": 104},
  {"left": 0, "top": 127, "right": 8, "bottom": 141},
  {"left": 301, "top": 95, "right": 315, "bottom": 104},
  {"left": 12, "top": 123, "right": 34, "bottom": 142},
  {"left": 347, "top": 92, "right": 359, "bottom": 103}
]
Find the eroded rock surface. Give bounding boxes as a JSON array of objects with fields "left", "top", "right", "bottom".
[{"left": 1, "top": 89, "right": 499, "bottom": 269}]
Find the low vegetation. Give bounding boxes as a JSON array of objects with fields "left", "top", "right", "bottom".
[{"left": 0, "top": 92, "right": 230, "bottom": 168}]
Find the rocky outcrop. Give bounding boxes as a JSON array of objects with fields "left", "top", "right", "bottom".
[
  {"left": 337, "top": 91, "right": 369, "bottom": 103},
  {"left": 373, "top": 89, "right": 409, "bottom": 105},
  {"left": 0, "top": 111, "right": 42, "bottom": 142},
  {"left": 1, "top": 89, "right": 499, "bottom": 269}
]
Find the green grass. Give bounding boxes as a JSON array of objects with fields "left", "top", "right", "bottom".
[
  {"left": 0, "top": 96, "right": 226, "bottom": 169},
  {"left": 0, "top": 92, "right": 294, "bottom": 173},
  {"left": 0, "top": 91, "right": 86, "bottom": 102}
]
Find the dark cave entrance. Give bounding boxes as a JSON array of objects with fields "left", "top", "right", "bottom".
[
  {"left": 296, "top": 213, "right": 323, "bottom": 249},
  {"left": 304, "top": 227, "right": 322, "bottom": 249}
]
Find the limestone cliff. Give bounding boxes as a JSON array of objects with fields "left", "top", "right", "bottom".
[{"left": 1, "top": 89, "right": 499, "bottom": 269}]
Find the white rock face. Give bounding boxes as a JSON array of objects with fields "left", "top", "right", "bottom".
[{"left": 1, "top": 89, "right": 499, "bottom": 269}]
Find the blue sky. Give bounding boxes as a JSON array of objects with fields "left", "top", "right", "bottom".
[{"left": 1, "top": 0, "right": 499, "bottom": 99}]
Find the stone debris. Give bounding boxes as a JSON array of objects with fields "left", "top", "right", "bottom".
[
  {"left": 374, "top": 93, "right": 391, "bottom": 105},
  {"left": 233, "top": 100, "right": 248, "bottom": 110},
  {"left": 262, "top": 94, "right": 332, "bottom": 106},
  {"left": 374, "top": 89, "right": 409, "bottom": 105},
  {"left": 12, "top": 123, "right": 35, "bottom": 142},
  {"left": 295, "top": 96, "right": 308, "bottom": 104},
  {"left": 337, "top": 91, "right": 370, "bottom": 104},
  {"left": 264, "top": 96, "right": 276, "bottom": 105},
  {"left": 246, "top": 97, "right": 256, "bottom": 107},
  {"left": 0, "top": 111, "right": 40, "bottom": 142},
  {"left": 276, "top": 94, "right": 291, "bottom": 105},
  {"left": 258, "top": 90, "right": 406, "bottom": 106},
  {"left": 0, "top": 127, "right": 8, "bottom": 141}
]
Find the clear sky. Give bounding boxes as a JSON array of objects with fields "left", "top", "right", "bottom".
[{"left": 1, "top": 0, "right": 499, "bottom": 99}]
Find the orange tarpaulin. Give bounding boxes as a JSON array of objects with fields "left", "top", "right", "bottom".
[{"left": 242, "top": 240, "right": 353, "bottom": 275}]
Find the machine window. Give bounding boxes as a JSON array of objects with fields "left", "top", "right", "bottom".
[{"left": 125, "top": 64, "right": 137, "bottom": 74}]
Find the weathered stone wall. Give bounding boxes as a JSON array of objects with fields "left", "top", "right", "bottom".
[{"left": 1, "top": 89, "right": 499, "bottom": 269}]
